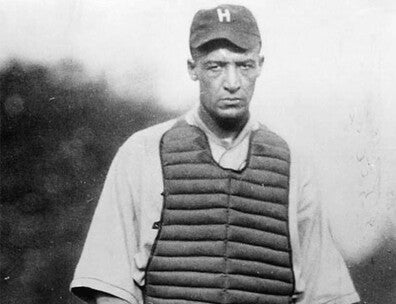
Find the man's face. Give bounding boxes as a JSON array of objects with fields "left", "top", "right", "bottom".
[{"left": 189, "top": 43, "right": 264, "bottom": 125}]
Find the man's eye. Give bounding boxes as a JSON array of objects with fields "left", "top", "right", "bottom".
[
  {"left": 207, "top": 64, "right": 221, "bottom": 71},
  {"left": 240, "top": 63, "right": 255, "bottom": 70}
]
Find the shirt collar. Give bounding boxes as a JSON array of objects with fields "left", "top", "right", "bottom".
[{"left": 184, "top": 106, "right": 259, "bottom": 150}]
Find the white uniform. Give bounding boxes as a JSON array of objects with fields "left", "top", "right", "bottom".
[{"left": 71, "top": 110, "right": 360, "bottom": 304}]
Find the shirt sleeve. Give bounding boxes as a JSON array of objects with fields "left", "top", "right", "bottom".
[
  {"left": 297, "top": 156, "right": 360, "bottom": 304},
  {"left": 70, "top": 145, "right": 143, "bottom": 304}
]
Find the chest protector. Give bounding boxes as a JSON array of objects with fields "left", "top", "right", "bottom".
[{"left": 144, "top": 121, "right": 296, "bottom": 304}]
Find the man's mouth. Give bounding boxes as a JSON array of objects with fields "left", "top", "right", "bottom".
[{"left": 219, "top": 98, "right": 244, "bottom": 106}]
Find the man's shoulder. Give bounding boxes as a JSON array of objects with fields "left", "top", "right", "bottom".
[
  {"left": 258, "top": 121, "right": 317, "bottom": 165},
  {"left": 119, "top": 118, "right": 179, "bottom": 155}
]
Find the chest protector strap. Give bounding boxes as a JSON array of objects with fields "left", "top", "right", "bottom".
[{"left": 144, "top": 121, "right": 296, "bottom": 304}]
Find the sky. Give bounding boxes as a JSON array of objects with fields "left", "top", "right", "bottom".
[{"left": 1, "top": 0, "right": 395, "bottom": 262}]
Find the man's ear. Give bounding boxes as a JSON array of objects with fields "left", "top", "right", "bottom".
[
  {"left": 259, "top": 55, "right": 265, "bottom": 67},
  {"left": 256, "top": 55, "right": 265, "bottom": 76},
  {"left": 187, "top": 59, "right": 198, "bottom": 81}
]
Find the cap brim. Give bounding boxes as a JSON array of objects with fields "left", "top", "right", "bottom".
[{"left": 191, "top": 29, "right": 260, "bottom": 50}]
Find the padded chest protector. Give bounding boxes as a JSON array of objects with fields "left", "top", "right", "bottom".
[{"left": 144, "top": 122, "right": 295, "bottom": 304}]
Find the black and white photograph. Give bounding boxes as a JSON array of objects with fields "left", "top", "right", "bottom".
[{"left": 1, "top": 1, "right": 395, "bottom": 303}]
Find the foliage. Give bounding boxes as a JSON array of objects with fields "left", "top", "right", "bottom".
[{"left": 0, "top": 59, "right": 175, "bottom": 303}]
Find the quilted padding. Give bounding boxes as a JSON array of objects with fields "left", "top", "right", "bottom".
[{"left": 144, "top": 123, "right": 295, "bottom": 304}]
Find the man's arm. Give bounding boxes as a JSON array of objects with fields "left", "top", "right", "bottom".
[
  {"left": 95, "top": 292, "right": 130, "bottom": 304},
  {"left": 70, "top": 145, "right": 144, "bottom": 304},
  {"left": 295, "top": 154, "right": 360, "bottom": 304}
]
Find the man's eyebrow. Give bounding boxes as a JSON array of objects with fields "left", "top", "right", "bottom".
[
  {"left": 203, "top": 60, "right": 227, "bottom": 64},
  {"left": 236, "top": 59, "right": 256, "bottom": 64},
  {"left": 203, "top": 59, "right": 256, "bottom": 64}
]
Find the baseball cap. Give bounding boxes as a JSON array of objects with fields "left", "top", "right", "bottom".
[{"left": 189, "top": 4, "right": 261, "bottom": 50}]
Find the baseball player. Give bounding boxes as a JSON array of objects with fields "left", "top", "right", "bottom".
[{"left": 71, "top": 4, "right": 360, "bottom": 304}]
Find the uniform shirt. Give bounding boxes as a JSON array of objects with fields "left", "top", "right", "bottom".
[{"left": 70, "top": 110, "right": 360, "bottom": 304}]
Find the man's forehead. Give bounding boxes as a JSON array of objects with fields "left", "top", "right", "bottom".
[{"left": 200, "top": 47, "right": 259, "bottom": 62}]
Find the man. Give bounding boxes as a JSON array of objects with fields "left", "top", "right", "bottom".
[{"left": 71, "top": 4, "right": 360, "bottom": 304}]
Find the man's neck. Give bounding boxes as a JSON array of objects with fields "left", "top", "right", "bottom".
[{"left": 198, "top": 106, "right": 249, "bottom": 140}]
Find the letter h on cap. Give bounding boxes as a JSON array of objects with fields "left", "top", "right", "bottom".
[{"left": 217, "top": 8, "right": 231, "bottom": 22}]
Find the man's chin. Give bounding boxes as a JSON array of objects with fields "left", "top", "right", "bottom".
[
  {"left": 219, "top": 107, "right": 248, "bottom": 118},
  {"left": 215, "top": 110, "right": 249, "bottom": 130}
]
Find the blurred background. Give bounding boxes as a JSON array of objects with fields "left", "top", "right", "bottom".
[{"left": 0, "top": 0, "right": 395, "bottom": 303}]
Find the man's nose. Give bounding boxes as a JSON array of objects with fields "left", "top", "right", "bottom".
[{"left": 223, "top": 66, "right": 241, "bottom": 93}]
